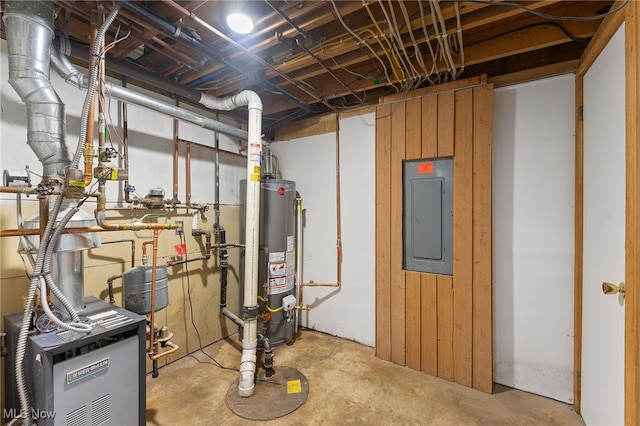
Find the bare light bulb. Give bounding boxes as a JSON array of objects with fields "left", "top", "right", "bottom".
[{"left": 226, "top": 13, "right": 254, "bottom": 34}]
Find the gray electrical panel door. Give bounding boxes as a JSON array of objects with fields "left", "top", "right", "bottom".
[{"left": 403, "top": 157, "right": 453, "bottom": 275}]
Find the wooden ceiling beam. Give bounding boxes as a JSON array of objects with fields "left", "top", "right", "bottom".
[
  {"left": 209, "top": 0, "right": 569, "bottom": 96},
  {"left": 258, "top": 17, "right": 599, "bottom": 115}
]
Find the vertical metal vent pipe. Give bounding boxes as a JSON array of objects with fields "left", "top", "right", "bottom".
[{"left": 3, "top": 0, "right": 70, "bottom": 181}]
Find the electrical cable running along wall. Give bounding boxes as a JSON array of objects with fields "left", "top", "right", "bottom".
[{"left": 375, "top": 76, "right": 493, "bottom": 393}]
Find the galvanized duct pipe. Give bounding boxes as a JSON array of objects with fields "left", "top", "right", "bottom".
[
  {"left": 49, "top": 48, "right": 249, "bottom": 141},
  {"left": 3, "top": 1, "right": 70, "bottom": 180}
]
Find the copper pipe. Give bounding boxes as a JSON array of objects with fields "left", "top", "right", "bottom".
[
  {"left": 161, "top": 0, "right": 336, "bottom": 111},
  {"left": 147, "top": 229, "right": 179, "bottom": 362},
  {"left": 148, "top": 229, "right": 159, "bottom": 357},
  {"left": 299, "top": 112, "right": 343, "bottom": 306},
  {"left": 149, "top": 340, "right": 179, "bottom": 360},
  {"left": 38, "top": 197, "right": 49, "bottom": 238},
  {"left": 265, "top": 0, "right": 309, "bottom": 39},
  {"left": 1, "top": 226, "right": 118, "bottom": 237},
  {"left": 142, "top": 239, "right": 154, "bottom": 264},
  {"left": 0, "top": 187, "right": 61, "bottom": 195},
  {"left": 177, "top": 138, "right": 246, "bottom": 159},
  {"left": 186, "top": 140, "right": 192, "bottom": 205},
  {"left": 172, "top": 99, "right": 179, "bottom": 201}
]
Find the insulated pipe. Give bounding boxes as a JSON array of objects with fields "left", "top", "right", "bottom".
[
  {"left": 3, "top": 1, "right": 70, "bottom": 180},
  {"left": 49, "top": 49, "right": 249, "bottom": 141}
]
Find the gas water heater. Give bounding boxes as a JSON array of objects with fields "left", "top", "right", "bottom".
[{"left": 240, "top": 178, "right": 297, "bottom": 346}]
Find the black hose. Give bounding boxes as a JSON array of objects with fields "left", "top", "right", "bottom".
[
  {"left": 217, "top": 227, "right": 244, "bottom": 328},
  {"left": 219, "top": 228, "right": 228, "bottom": 308},
  {"left": 258, "top": 333, "right": 274, "bottom": 378}
]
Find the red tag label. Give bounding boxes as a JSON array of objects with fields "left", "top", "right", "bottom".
[
  {"left": 278, "top": 187, "right": 285, "bottom": 196},
  {"left": 418, "top": 162, "right": 434, "bottom": 174},
  {"left": 174, "top": 244, "right": 187, "bottom": 255}
]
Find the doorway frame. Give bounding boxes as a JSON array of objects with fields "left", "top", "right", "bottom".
[{"left": 573, "top": 2, "right": 639, "bottom": 423}]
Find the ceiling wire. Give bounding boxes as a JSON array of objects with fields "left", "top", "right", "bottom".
[
  {"left": 328, "top": 0, "right": 399, "bottom": 92},
  {"left": 453, "top": 1, "right": 465, "bottom": 78},
  {"left": 398, "top": 0, "right": 429, "bottom": 89},
  {"left": 363, "top": 1, "right": 405, "bottom": 83},
  {"left": 417, "top": 0, "right": 441, "bottom": 85},
  {"left": 382, "top": 0, "right": 421, "bottom": 90},
  {"left": 441, "top": 0, "right": 630, "bottom": 22}
]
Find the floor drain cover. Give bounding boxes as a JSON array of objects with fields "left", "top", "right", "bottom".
[{"left": 226, "top": 366, "right": 309, "bottom": 420}]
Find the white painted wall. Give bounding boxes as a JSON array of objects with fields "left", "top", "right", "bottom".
[
  {"left": 271, "top": 113, "right": 376, "bottom": 346},
  {"left": 493, "top": 74, "right": 575, "bottom": 403}
]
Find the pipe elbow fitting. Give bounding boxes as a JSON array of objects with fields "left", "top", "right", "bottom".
[
  {"left": 237, "top": 370, "right": 255, "bottom": 397},
  {"left": 238, "top": 90, "right": 262, "bottom": 111}
]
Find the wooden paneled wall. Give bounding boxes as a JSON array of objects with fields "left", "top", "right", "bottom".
[{"left": 375, "top": 79, "right": 493, "bottom": 393}]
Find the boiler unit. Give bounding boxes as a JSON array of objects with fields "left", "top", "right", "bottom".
[
  {"left": 3, "top": 297, "right": 146, "bottom": 426},
  {"left": 240, "top": 178, "right": 297, "bottom": 346}
]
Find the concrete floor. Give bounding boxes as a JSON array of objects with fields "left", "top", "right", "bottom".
[{"left": 146, "top": 330, "right": 584, "bottom": 425}]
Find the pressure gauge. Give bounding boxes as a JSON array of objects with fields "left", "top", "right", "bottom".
[{"left": 35, "top": 311, "right": 63, "bottom": 333}]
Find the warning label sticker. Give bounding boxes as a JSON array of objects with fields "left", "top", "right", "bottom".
[
  {"left": 269, "top": 277, "right": 287, "bottom": 294},
  {"left": 269, "top": 252, "right": 285, "bottom": 262},
  {"left": 269, "top": 262, "right": 286, "bottom": 277}
]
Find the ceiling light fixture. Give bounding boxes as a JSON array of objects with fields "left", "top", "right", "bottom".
[{"left": 226, "top": 13, "right": 254, "bottom": 34}]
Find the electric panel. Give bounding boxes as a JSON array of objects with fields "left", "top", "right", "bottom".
[{"left": 403, "top": 157, "right": 453, "bottom": 275}]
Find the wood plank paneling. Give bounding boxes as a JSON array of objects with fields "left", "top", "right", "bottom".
[
  {"left": 625, "top": 4, "right": 640, "bottom": 424},
  {"left": 375, "top": 78, "right": 493, "bottom": 393},
  {"left": 437, "top": 92, "right": 455, "bottom": 157},
  {"left": 390, "top": 102, "right": 406, "bottom": 366},
  {"left": 406, "top": 98, "right": 422, "bottom": 160},
  {"left": 421, "top": 274, "right": 438, "bottom": 376},
  {"left": 375, "top": 103, "right": 392, "bottom": 361},
  {"left": 381, "top": 76, "right": 483, "bottom": 104},
  {"left": 437, "top": 275, "right": 454, "bottom": 380},
  {"left": 472, "top": 84, "right": 494, "bottom": 393},
  {"left": 453, "top": 88, "right": 474, "bottom": 387},
  {"left": 422, "top": 95, "right": 438, "bottom": 158},
  {"left": 405, "top": 98, "right": 422, "bottom": 371},
  {"left": 405, "top": 271, "right": 422, "bottom": 370}
]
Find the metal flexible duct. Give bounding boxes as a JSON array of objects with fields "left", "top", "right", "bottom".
[
  {"left": 50, "top": 48, "right": 249, "bottom": 141},
  {"left": 3, "top": 1, "right": 70, "bottom": 180}
]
